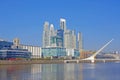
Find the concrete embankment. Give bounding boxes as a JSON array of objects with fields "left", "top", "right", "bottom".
[
  {"left": 0, "top": 59, "right": 120, "bottom": 65},
  {"left": 0, "top": 60, "right": 64, "bottom": 65}
]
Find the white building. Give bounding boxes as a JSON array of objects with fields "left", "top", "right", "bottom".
[
  {"left": 64, "top": 30, "right": 76, "bottom": 49},
  {"left": 60, "top": 18, "right": 66, "bottom": 31},
  {"left": 66, "top": 49, "right": 74, "bottom": 57},
  {"left": 78, "top": 32, "right": 83, "bottom": 52},
  {"left": 66, "top": 49, "right": 79, "bottom": 58},
  {"left": 42, "top": 21, "right": 50, "bottom": 48},
  {"left": 21, "top": 45, "right": 41, "bottom": 58}
]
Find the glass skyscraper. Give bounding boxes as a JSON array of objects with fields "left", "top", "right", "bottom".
[
  {"left": 60, "top": 18, "right": 66, "bottom": 31},
  {"left": 42, "top": 22, "right": 50, "bottom": 47},
  {"left": 64, "top": 30, "right": 76, "bottom": 49},
  {"left": 77, "top": 32, "right": 83, "bottom": 52},
  {"left": 42, "top": 47, "right": 66, "bottom": 58},
  {"left": 57, "top": 29, "right": 64, "bottom": 47},
  {"left": 42, "top": 18, "right": 80, "bottom": 58}
]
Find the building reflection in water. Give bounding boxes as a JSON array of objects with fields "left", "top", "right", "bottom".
[
  {"left": 30, "top": 64, "right": 42, "bottom": 80},
  {"left": 41, "top": 64, "right": 64, "bottom": 80},
  {"left": 64, "top": 63, "right": 83, "bottom": 80},
  {"left": 64, "top": 64, "right": 75, "bottom": 80},
  {"left": 0, "top": 65, "right": 31, "bottom": 80},
  {"left": 0, "top": 63, "right": 119, "bottom": 80},
  {"left": 79, "top": 64, "right": 83, "bottom": 80},
  {"left": 82, "top": 63, "right": 96, "bottom": 80},
  {"left": 0, "top": 64, "right": 84, "bottom": 80}
]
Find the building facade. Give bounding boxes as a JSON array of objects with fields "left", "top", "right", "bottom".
[
  {"left": 42, "top": 21, "right": 50, "bottom": 47},
  {"left": 64, "top": 30, "right": 76, "bottom": 49},
  {"left": 0, "top": 49, "right": 31, "bottom": 60},
  {"left": 0, "top": 40, "right": 13, "bottom": 49},
  {"left": 57, "top": 29, "right": 64, "bottom": 47},
  {"left": 66, "top": 49, "right": 80, "bottom": 58},
  {"left": 60, "top": 18, "right": 66, "bottom": 31},
  {"left": 78, "top": 32, "right": 83, "bottom": 59},
  {"left": 78, "top": 32, "right": 83, "bottom": 52},
  {"left": 41, "top": 18, "right": 81, "bottom": 58},
  {"left": 21, "top": 45, "right": 41, "bottom": 58},
  {"left": 0, "top": 39, "right": 31, "bottom": 60},
  {"left": 42, "top": 47, "right": 66, "bottom": 58}
]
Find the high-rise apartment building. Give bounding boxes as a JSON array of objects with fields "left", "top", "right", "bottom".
[
  {"left": 50, "top": 24, "right": 55, "bottom": 37},
  {"left": 57, "top": 29, "right": 64, "bottom": 47},
  {"left": 60, "top": 18, "right": 66, "bottom": 31},
  {"left": 72, "top": 31, "right": 76, "bottom": 49},
  {"left": 49, "top": 24, "right": 56, "bottom": 47},
  {"left": 78, "top": 32, "right": 83, "bottom": 51},
  {"left": 42, "top": 22, "right": 50, "bottom": 47},
  {"left": 64, "top": 30, "right": 76, "bottom": 49},
  {"left": 78, "top": 32, "right": 83, "bottom": 58},
  {"left": 42, "top": 18, "right": 81, "bottom": 58}
]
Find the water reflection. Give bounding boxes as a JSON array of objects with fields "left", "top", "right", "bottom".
[
  {"left": 0, "top": 64, "right": 82, "bottom": 80},
  {"left": 0, "top": 63, "right": 120, "bottom": 80},
  {"left": 0, "top": 65, "right": 31, "bottom": 80},
  {"left": 41, "top": 64, "right": 64, "bottom": 80}
]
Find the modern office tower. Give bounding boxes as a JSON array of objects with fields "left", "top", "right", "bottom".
[
  {"left": 50, "top": 24, "right": 55, "bottom": 37},
  {"left": 42, "top": 21, "right": 50, "bottom": 47},
  {"left": 64, "top": 30, "right": 70, "bottom": 49},
  {"left": 60, "top": 18, "right": 66, "bottom": 31},
  {"left": 50, "top": 35, "right": 63, "bottom": 47},
  {"left": 50, "top": 24, "right": 56, "bottom": 47},
  {"left": 60, "top": 18, "right": 66, "bottom": 48},
  {"left": 78, "top": 32, "right": 83, "bottom": 58},
  {"left": 71, "top": 30, "right": 76, "bottom": 49},
  {"left": 78, "top": 32, "right": 83, "bottom": 51},
  {"left": 50, "top": 36, "right": 57, "bottom": 47},
  {"left": 64, "top": 30, "right": 76, "bottom": 49},
  {"left": 57, "top": 29, "right": 64, "bottom": 47}
]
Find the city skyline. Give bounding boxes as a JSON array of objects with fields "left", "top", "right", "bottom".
[
  {"left": 42, "top": 18, "right": 79, "bottom": 50},
  {"left": 0, "top": 0, "right": 120, "bottom": 52}
]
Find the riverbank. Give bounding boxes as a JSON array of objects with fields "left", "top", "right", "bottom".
[
  {"left": 0, "top": 60, "right": 64, "bottom": 65},
  {"left": 0, "top": 59, "right": 120, "bottom": 65}
]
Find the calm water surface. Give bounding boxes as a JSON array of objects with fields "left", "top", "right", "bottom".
[{"left": 0, "top": 63, "right": 120, "bottom": 80}]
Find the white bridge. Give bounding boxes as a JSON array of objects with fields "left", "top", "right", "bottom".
[
  {"left": 64, "top": 39, "right": 114, "bottom": 63},
  {"left": 82, "top": 39, "right": 114, "bottom": 63}
]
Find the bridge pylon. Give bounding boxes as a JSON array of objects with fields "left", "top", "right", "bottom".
[{"left": 82, "top": 39, "right": 114, "bottom": 63}]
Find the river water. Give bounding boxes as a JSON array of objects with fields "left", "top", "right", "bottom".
[{"left": 0, "top": 63, "right": 120, "bottom": 80}]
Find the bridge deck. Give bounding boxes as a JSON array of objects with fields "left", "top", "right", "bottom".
[{"left": 64, "top": 59, "right": 120, "bottom": 63}]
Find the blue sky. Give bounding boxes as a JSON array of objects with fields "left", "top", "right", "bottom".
[{"left": 0, "top": 0, "right": 120, "bottom": 52}]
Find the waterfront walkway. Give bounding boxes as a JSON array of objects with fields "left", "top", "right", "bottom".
[
  {"left": 64, "top": 59, "right": 120, "bottom": 63},
  {"left": 0, "top": 59, "right": 120, "bottom": 65}
]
